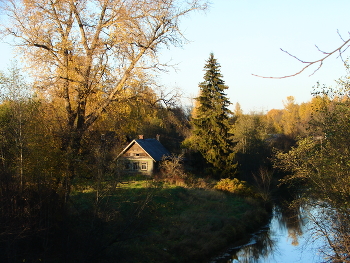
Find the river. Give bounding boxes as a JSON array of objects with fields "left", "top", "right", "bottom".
[{"left": 211, "top": 204, "right": 330, "bottom": 263}]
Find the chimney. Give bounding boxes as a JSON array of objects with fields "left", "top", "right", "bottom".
[
  {"left": 156, "top": 134, "right": 160, "bottom": 141},
  {"left": 138, "top": 135, "right": 144, "bottom": 140}
]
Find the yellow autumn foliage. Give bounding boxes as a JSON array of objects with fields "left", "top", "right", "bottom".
[{"left": 214, "top": 178, "right": 254, "bottom": 196}]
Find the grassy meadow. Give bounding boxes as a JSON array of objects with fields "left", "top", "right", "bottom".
[{"left": 65, "top": 176, "right": 269, "bottom": 263}]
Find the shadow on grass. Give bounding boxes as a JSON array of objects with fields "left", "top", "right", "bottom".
[
  {"left": 10, "top": 183, "right": 269, "bottom": 263},
  {"left": 70, "top": 184, "right": 269, "bottom": 263}
]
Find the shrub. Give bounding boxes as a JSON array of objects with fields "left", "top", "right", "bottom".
[
  {"left": 159, "top": 154, "right": 188, "bottom": 186},
  {"left": 214, "top": 178, "right": 254, "bottom": 197}
]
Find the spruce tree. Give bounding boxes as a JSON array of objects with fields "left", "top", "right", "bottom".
[{"left": 186, "top": 53, "right": 236, "bottom": 176}]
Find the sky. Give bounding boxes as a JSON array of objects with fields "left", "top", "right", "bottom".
[
  {"left": 1, "top": 0, "right": 350, "bottom": 113},
  {"left": 158, "top": 0, "right": 350, "bottom": 113}
]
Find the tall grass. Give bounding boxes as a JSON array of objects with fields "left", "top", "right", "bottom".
[
  {"left": 100, "top": 180, "right": 269, "bottom": 262},
  {"left": 13, "top": 176, "right": 269, "bottom": 263}
]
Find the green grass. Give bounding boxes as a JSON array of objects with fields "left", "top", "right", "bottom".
[
  {"left": 81, "top": 181, "right": 267, "bottom": 262},
  {"left": 67, "top": 178, "right": 269, "bottom": 263},
  {"left": 0, "top": 172, "right": 270, "bottom": 263}
]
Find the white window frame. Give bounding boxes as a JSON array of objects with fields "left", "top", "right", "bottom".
[{"left": 141, "top": 162, "right": 147, "bottom": 171}]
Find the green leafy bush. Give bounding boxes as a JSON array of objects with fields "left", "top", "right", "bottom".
[{"left": 214, "top": 178, "right": 254, "bottom": 196}]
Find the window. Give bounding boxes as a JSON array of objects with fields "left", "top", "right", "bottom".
[
  {"left": 141, "top": 162, "right": 147, "bottom": 171},
  {"left": 134, "top": 153, "right": 146, "bottom": 157},
  {"left": 124, "top": 161, "right": 131, "bottom": 170},
  {"left": 133, "top": 162, "right": 139, "bottom": 170}
]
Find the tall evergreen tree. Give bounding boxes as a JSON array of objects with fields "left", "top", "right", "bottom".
[{"left": 185, "top": 53, "right": 236, "bottom": 175}]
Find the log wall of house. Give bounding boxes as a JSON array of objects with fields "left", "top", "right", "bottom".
[{"left": 121, "top": 144, "right": 154, "bottom": 175}]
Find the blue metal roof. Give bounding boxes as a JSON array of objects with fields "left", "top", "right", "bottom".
[{"left": 135, "top": 138, "right": 171, "bottom": 161}]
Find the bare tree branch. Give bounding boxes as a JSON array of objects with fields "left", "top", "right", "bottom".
[{"left": 253, "top": 34, "right": 350, "bottom": 79}]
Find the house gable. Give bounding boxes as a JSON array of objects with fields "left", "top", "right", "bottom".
[{"left": 122, "top": 143, "right": 152, "bottom": 159}]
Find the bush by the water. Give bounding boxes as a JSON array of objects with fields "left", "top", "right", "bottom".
[{"left": 214, "top": 178, "right": 254, "bottom": 196}]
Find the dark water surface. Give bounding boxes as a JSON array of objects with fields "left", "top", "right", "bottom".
[{"left": 211, "top": 205, "right": 328, "bottom": 263}]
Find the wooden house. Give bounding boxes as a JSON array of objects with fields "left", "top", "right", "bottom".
[{"left": 116, "top": 135, "right": 171, "bottom": 175}]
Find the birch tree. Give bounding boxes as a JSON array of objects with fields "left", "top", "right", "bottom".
[
  {"left": 281, "top": 96, "right": 300, "bottom": 138},
  {"left": 0, "top": 64, "right": 32, "bottom": 191},
  {"left": 0, "top": 0, "right": 206, "bottom": 197}
]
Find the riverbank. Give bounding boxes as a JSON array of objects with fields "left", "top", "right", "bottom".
[{"left": 68, "top": 179, "right": 270, "bottom": 263}]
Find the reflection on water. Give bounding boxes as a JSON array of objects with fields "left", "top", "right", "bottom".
[
  {"left": 228, "top": 227, "right": 276, "bottom": 263},
  {"left": 211, "top": 203, "right": 327, "bottom": 263},
  {"left": 274, "top": 202, "right": 304, "bottom": 247}
]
